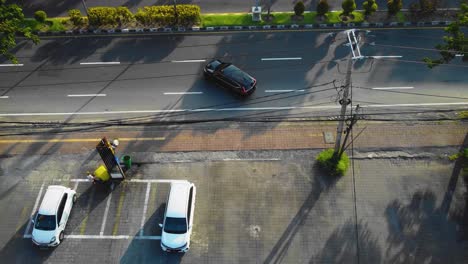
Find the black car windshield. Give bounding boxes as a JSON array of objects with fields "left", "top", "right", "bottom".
[
  {"left": 222, "top": 65, "right": 253, "bottom": 87},
  {"left": 35, "top": 214, "right": 56, "bottom": 231},
  {"left": 164, "top": 217, "right": 187, "bottom": 234}
]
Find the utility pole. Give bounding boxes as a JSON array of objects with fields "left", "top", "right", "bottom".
[
  {"left": 81, "top": 0, "right": 89, "bottom": 17},
  {"left": 333, "top": 58, "right": 353, "bottom": 160},
  {"left": 173, "top": 0, "right": 178, "bottom": 25},
  {"left": 338, "top": 105, "right": 360, "bottom": 159}
]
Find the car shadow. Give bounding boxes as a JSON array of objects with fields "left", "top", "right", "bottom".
[{"left": 120, "top": 203, "right": 185, "bottom": 264}]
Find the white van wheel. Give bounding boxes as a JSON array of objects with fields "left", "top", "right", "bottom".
[
  {"left": 59, "top": 232, "right": 64, "bottom": 242},
  {"left": 73, "top": 194, "right": 77, "bottom": 203}
]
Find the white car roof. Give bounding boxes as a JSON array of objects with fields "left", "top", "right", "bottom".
[
  {"left": 38, "top": 185, "right": 67, "bottom": 215},
  {"left": 166, "top": 181, "right": 192, "bottom": 218}
]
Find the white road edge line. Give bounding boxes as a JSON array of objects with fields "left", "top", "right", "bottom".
[
  {"left": 221, "top": 158, "right": 281, "bottom": 161},
  {"left": 369, "top": 56, "right": 403, "bottom": 59},
  {"left": 265, "top": 90, "right": 305, "bottom": 93},
  {"left": 139, "top": 182, "right": 152, "bottom": 237},
  {"left": 261, "top": 57, "right": 302, "bottom": 61},
  {"left": 80, "top": 62, "right": 120, "bottom": 65},
  {"left": 67, "top": 94, "right": 106, "bottom": 97},
  {"left": 3, "top": 103, "right": 468, "bottom": 117},
  {"left": 24, "top": 183, "right": 45, "bottom": 238},
  {"left": 0, "top": 96, "right": 9, "bottom": 99},
  {"left": 171, "top": 59, "right": 206, "bottom": 63},
  {"left": 0, "top": 64, "right": 24, "bottom": 67},
  {"left": 100, "top": 188, "right": 113, "bottom": 236},
  {"left": 372, "top": 87, "right": 414, "bottom": 90},
  {"left": 163, "top": 92, "right": 203, "bottom": 95}
]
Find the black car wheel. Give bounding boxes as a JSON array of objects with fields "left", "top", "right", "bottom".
[{"left": 59, "top": 232, "right": 64, "bottom": 242}]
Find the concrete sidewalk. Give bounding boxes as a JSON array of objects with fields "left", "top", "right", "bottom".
[{"left": 0, "top": 121, "right": 466, "bottom": 155}]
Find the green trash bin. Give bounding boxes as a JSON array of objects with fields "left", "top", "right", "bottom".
[{"left": 121, "top": 155, "right": 132, "bottom": 170}]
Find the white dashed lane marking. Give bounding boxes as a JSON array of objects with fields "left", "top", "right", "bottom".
[
  {"left": 171, "top": 59, "right": 206, "bottom": 63},
  {"left": 79, "top": 62, "right": 120, "bottom": 65},
  {"left": 163, "top": 92, "right": 203, "bottom": 95},
  {"left": 67, "top": 94, "right": 107, "bottom": 97},
  {"left": 0, "top": 64, "right": 23, "bottom": 67},
  {"left": 261, "top": 57, "right": 302, "bottom": 61},
  {"left": 372, "top": 87, "right": 414, "bottom": 90}
]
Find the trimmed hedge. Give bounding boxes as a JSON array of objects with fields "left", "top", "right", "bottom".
[
  {"left": 135, "top": 5, "right": 200, "bottom": 26},
  {"left": 68, "top": 9, "right": 83, "bottom": 26},
  {"left": 88, "top": 6, "right": 134, "bottom": 27}
]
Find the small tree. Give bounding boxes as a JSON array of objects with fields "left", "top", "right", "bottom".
[
  {"left": 1, "top": 0, "right": 40, "bottom": 63},
  {"left": 294, "top": 1, "right": 305, "bottom": 16},
  {"left": 34, "top": 10, "right": 47, "bottom": 23},
  {"left": 342, "top": 0, "right": 356, "bottom": 16},
  {"left": 363, "top": 0, "right": 378, "bottom": 16},
  {"left": 116, "top": 6, "right": 134, "bottom": 25},
  {"left": 387, "top": 0, "right": 403, "bottom": 15},
  {"left": 317, "top": 0, "right": 330, "bottom": 16},
  {"left": 68, "top": 9, "right": 82, "bottom": 26}
]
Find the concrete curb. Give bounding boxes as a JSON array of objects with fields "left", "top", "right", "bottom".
[{"left": 32, "top": 20, "right": 454, "bottom": 37}]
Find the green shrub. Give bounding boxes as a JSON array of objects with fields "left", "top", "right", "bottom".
[
  {"left": 463, "top": 148, "right": 468, "bottom": 159},
  {"left": 135, "top": 5, "right": 200, "bottom": 26},
  {"left": 294, "top": 1, "right": 305, "bottom": 16},
  {"left": 317, "top": 0, "right": 330, "bottom": 16},
  {"left": 88, "top": 7, "right": 118, "bottom": 26},
  {"left": 342, "top": 0, "right": 357, "bottom": 16},
  {"left": 419, "top": 0, "right": 437, "bottom": 15},
  {"left": 116, "top": 6, "right": 134, "bottom": 25},
  {"left": 316, "top": 149, "right": 350, "bottom": 176},
  {"left": 387, "top": 0, "right": 403, "bottom": 15},
  {"left": 448, "top": 153, "right": 459, "bottom": 161},
  {"left": 68, "top": 9, "right": 83, "bottom": 26},
  {"left": 34, "top": 10, "right": 47, "bottom": 23},
  {"left": 363, "top": 0, "right": 378, "bottom": 15}
]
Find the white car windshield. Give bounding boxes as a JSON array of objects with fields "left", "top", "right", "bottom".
[
  {"left": 35, "top": 214, "right": 56, "bottom": 231},
  {"left": 164, "top": 217, "right": 187, "bottom": 234}
]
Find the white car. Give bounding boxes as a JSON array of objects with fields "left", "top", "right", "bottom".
[
  {"left": 160, "top": 181, "right": 196, "bottom": 252},
  {"left": 32, "top": 185, "right": 76, "bottom": 247}
]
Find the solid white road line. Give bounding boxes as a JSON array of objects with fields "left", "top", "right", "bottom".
[
  {"left": 171, "top": 59, "right": 206, "bottom": 63},
  {"left": 455, "top": 54, "right": 464, "bottom": 57},
  {"left": 0, "top": 64, "right": 24, "bottom": 67},
  {"left": 163, "top": 92, "right": 203, "bottom": 95},
  {"left": 67, "top": 94, "right": 106, "bottom": 97},
  {"left": 2, "top": 102, "right": 468, "bottom": 117},
  {"left": 0, "top": 96, "right": 9, "bottom": 99},
  {"left": 24, "top": 183, "right": 45, "bottom": 238},
  {"left": 369, "top": 56, "right": 403, "bottom": 59},
  {"left": 372, "top": 87, "right": 414, "bottom": 90},
  {"left": 265, "top": 90, "right": 305, "bottom": 93},
  {"left": 139, "top": 182, "right": 152, "bottom": 237},
  {"left": 261, "top": 57, "right": 302, "bottom": 61},
  {"left": 100, "top": 191, "right": 113, "bottom": 236},
  {"left": 80, "top": 62, "right": 120, "bottom": 65}
]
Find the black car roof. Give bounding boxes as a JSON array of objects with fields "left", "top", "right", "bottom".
[{"left": 222, "top": 64, "right": 253, "bottom": 87}]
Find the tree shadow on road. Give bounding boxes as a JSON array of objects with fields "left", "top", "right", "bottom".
[
  {"left": 312, "top": 219, "right": 382, "bottom": 264},
  {"left": 384, "top": 190, "right": 467, "bottom": 263},
  {"left": 263, "top": 165, "right": 340, "bottom": 264}
]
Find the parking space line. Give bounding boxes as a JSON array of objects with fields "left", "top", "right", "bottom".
[
  {"left": 139, "top": 182, "right": 152, "bottom": 237},
  {"left": 73, "top": 181, "right": 79, "bottom": 191},
  {"left": 80, "top": 186, "right": 96, "bottom": 235},
  {"left": 99, "top": 188, "right": 113, "bottom": 236},
  {"left": 112, "top": 188, "right": 126, "bottom": 236},
  {"left": 24, "top": 183, "right": 45, "bottom": 238}
]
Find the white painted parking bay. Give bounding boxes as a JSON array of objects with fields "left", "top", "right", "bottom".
[{"left": 22, "top": 180, "right": 171, "bottom": 240}]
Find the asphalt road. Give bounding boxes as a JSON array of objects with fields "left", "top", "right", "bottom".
[
  {"left": 9, "top": 0, "right": 463, "bottom": 17},
  {"left": 0, "top": 149, "right": 466, "bottom": 263},
  {"left": 1, "top": 29, "right": 467, "bottom": 123}
]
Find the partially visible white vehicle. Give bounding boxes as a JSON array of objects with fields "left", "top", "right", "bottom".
[
  {"left": 160, "top": 181, "right": 196, "bottom": 253},
  {"left": 31, "top": 185, "right": 76, "bottom": 247}
]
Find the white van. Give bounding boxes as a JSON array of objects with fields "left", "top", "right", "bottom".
[
  {"left": 160, "top": 181, "right": 196, "bottom": 252},
  {"left": 32, "top": 185, "right": 76, "bottom": 247}
]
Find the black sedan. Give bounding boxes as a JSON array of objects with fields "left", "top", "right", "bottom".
[{"left": 203, "top": 59, "right": 257, "bottom": 96}]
